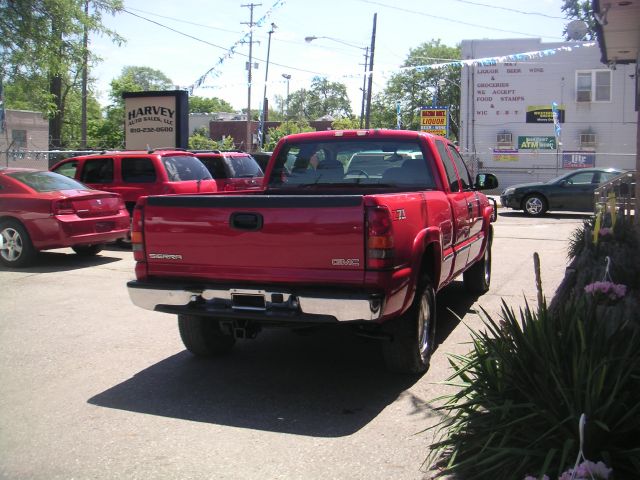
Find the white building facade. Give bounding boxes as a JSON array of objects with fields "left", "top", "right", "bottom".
[{"left": 459, "top": 38, "right": 637, "bottom": 189}]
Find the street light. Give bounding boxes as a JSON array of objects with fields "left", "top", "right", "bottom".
[
  {"left": 304, "top": 33, "right": 371, "bottom": 127},
  {"left": 282, "top": 73, "right": 291, "bottom": 117},
  {"left": 257, "top": 23, "right": 276, "bottom": 151}
]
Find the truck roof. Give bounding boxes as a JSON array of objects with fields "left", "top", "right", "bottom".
[{"left": 280, "top": 129, "right": 437, "bottom": 143}]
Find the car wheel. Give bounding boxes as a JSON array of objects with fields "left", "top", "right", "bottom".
[
  {"left": 178, "top": 314, "right": 236, "bottom": 357},
  {"left": 0, "top": 220, "right": 37, "bottom": 268},
  {"left": 72, "top": 244, "right": 104, "bottom": 256},
  {"left": 523, "top": 194, "right": 547, "bottom": 216},
  {"left": 382, "top": 276, "right": 436, "bottom": 374},
  {"left": 464, "top": 236, "right": 492, "bottom": 293}
]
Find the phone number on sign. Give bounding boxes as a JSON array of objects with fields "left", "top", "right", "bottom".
[{"left": 129, "top": 127, "right": 174, "bottom": 133}]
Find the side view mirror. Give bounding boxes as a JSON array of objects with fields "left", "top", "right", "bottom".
[
  {"left": 559, "top": 179, "right": 568, "bottom": 186},
  {"left": 474, "top": 173, "right": 499, "bottom": 191}
]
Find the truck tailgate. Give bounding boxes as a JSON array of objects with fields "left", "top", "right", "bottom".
[{"left": 142, "top": 195, "right": 366, "bottom": 284}]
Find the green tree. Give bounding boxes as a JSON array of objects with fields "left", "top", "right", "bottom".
[
  {"left": 189, "top": 96, "right": 235, "bottom": 114},
  {"left": 263, "top": 120, "right": 314, "bottom": 151},
  {"left": 0, "top": 0, "right": 124, "bottom": 149},
  {"left": 561, "top": 1, "right": 596, "bottom": 40},
  {"left": 108, "top": 66, "right": 173, "bottom": 105},
  {"left": 287, "top": 77, "right": 352, "bottom": 121},
  {"left": 92, "top": 66, "right": 174, "bottom": 148},
  {"left": 370, "top": 39, "right": 461, "bottom": 140},
  {"left": 331, "top": 117, "right": 361, "bottom": 130}
]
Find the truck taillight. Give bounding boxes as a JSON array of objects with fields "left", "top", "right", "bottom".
[
  {"left": 131, "top": 199, "right": 146, "bottom": 263},
  {"left": 52, "top": 199, "right": 76, "bottom": 215},
  {"left": 366, "top": 206, "right": 394, "bottom": 269}
]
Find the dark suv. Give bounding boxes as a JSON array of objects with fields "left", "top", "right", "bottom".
[
  {"left": 51, "top": 149, "right": 217, "bottom": 214},
  {"left": 192, "top": 151, "right": 264, "bottom": 191}
]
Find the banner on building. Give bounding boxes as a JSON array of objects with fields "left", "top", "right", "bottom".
[
  {"left": 420, "top": 106, "right": 449, "bottom": 137},
  {"left": 526, "top": 105, "right": 565, "bottom": 123},
  {"left": 492, "top": 149, "right": 519, "bottom": 162},
  {"left": 518, "top": 135, "right": 556, "bottom": 150},
  {"left": 562, "top": 151, "right": 596, "bottom": 169}
]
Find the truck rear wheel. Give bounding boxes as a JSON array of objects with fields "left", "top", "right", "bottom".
[
  {"left": 463, "top": 238, "right": 492, "bottom": 293},
  {"left": 178, "top": 315, "right": 235, "bottom": 357},
  {"left": 382, "top": 277, "right": 436, "bottom": 374}
]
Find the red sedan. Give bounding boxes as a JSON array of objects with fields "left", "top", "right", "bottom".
[{"left": 0, "top": 168, "right": 130, "bottom": 268}]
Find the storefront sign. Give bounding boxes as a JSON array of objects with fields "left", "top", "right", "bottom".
[
  {"left": 562, "top": 151, "right": 595, "bottom": 168},
  {"left": 526, "top": 104, "right": 565, "bottom": 123},
  {"left": 492, "top": 149, "right": 519, "bottom": 162},
  {"left": 420, "top": 106, "right": 449, "bottom": 137},
  {"left": 123, "top": 91, "right": 189, "bottom": 150},
  {"left": 518, "top": 136, "right": 556, "bottom": 150}
]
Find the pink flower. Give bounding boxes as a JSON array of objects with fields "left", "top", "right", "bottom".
[
  {"left": 584, "top": 281, "right": 627, "bottom": 302},
  {"left": 598, "top": 227, "right": 612, "bottom": 237}
]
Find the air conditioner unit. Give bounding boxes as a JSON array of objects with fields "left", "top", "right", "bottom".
[
  {"left": 580, "top": 133, "right": 596, "bottom": 147},
  {"left": 496, "top": 132, "right": 512, "bottom": 146}
]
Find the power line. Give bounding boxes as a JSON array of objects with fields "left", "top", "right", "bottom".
[
  {"left": 121, "top": 8, "right": 324, "bottom": 78},
  {"left": 358, "top": 0, "right": 565, "bottom": 39},
  {"left": 450, "top": 0, "right": 565, "bottom": 20},
  {"left": 126, "top": 7, "right": 244, "bottom": 34}
]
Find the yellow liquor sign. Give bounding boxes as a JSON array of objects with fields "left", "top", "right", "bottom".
[{"left": 420, "top": 107, "right": 449, "bottom": 137}]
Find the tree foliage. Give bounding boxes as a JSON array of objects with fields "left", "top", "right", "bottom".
[
  {"left": 370, "top": 39, "right": 461, "bottom": 140},
  {"left": 108, "top": 66, "right": 173, "bottom": 106},
  {"left": 263, "top": 121, "right": 314, "bottom": 151},
  {"left": 561, "top": 0, "right": 597, "bottom": 40},
  {"left": 0, "top": 0, "right": 124, "bottom": 148},
  {"left": 287, "top": 77, "right": 352, "bottom": 121},
  {"left": 189, "top": 96, "right": 235, "bottom": 114}
]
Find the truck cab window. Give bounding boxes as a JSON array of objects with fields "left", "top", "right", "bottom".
[
  {"left": 435, "top": 140, "right": 461, "bottom": 192},
  {"left": 447, "top": 146, "right": 473, "bottom": 190}
]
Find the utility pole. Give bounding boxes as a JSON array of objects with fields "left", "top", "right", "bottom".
[
  {"left": 241, "top": 3, "right": 261, "bottom": 152},
  {"left": 364, "top": 12, "right": 377, "bottom": 129},
  {"left": 258, "top": 23, "right": 276, "bottom": 150},
  {"left": 81, "top": 0, "right": 89, "bottom": 150},
  {"left": 359, "top": 47, "right": 369, "bottom": 129}
]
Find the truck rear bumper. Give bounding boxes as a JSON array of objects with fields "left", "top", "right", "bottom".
[{"left": 127, "top": 281, "right": 383, "bottom": 323}]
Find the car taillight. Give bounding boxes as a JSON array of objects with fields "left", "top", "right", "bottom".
[
  {"left": 52, "top": 199, "right": 76, "bottom": 215},
  {"left": 366, "top": 205, "right": 394, "bottom": 269},
  {"left": 131, "top": 199, "right": 146, "bottom": 264},
  {"left": 117, "top": 196, "right": 126, "bottom": 211}
]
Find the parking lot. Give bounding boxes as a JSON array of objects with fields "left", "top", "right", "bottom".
[{"left": 0, "top": 211, "right": 589, "bottom": 480}]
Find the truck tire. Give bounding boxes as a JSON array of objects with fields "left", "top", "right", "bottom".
[
  {"left": 463, "top": 238, "right": 492, "bottom": 293},
  {"left": 178, "top": 315, "right": 235, "bottom": 357},
  {"left": 0, "top": 219, "right": 37, "bottom": 268},
  {"left": 382, "top": 276, "right": 436, "bottom": 374}
]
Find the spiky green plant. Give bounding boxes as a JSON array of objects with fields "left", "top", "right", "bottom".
[{"left": 426, "top": 299, "right": 640, "bottom": 479}]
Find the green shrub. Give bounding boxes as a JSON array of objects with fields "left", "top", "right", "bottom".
[{"left": 426, "top": 299, "right": 640, "bottom": 479}]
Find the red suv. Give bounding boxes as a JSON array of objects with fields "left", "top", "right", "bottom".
[
  {"left": 192, "top": 151, "right": 263, "bottom": 191},
  {"left": 50, "top": 149, "right": 217, "bottom": 214}
]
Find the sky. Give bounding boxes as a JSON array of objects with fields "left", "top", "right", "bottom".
[{"left": 91, "top": 0, "right": 571, "bottom": 113}]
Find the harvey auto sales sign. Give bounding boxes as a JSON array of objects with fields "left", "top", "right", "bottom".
[{"left": 125, "top": 95, "right": 176, "bottom": 150}]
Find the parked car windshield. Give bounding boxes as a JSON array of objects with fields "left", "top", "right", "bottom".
[
  {"left": 267, "top": 139, "right": 436, "bottom": 190},
  {"left": 8, "top": 171, "right": 89, "bottom": 192},
  {"left": 162, "top": 156, "right": 213, "bottom": 181}
]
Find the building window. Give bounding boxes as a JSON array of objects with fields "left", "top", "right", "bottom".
[
  {"left": 576, "top": 70, "right": 611, "bottom": 102},
  {"left": 12, "top": 129, "right": 27, "bottom": 149},
  {"left": 496, "top": 132, "right": 512, "bottom": 146},
  {"left": 580, "top": 132, "right": 597, "bottom": 148}
]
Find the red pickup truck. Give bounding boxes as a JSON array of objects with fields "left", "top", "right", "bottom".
[{"left": 127, "top": 129, "right": 498, "bottom": 374}]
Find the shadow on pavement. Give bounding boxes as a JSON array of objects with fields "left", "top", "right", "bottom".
[
  {"left": 0, "top": 250, "right": 121, "bottom": 273},
  {"left": 88, "top": 280, "right": 481, "bottom": 437},
  {"left": 89, "top": 328, "right": 420, "bottom": 437}
]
